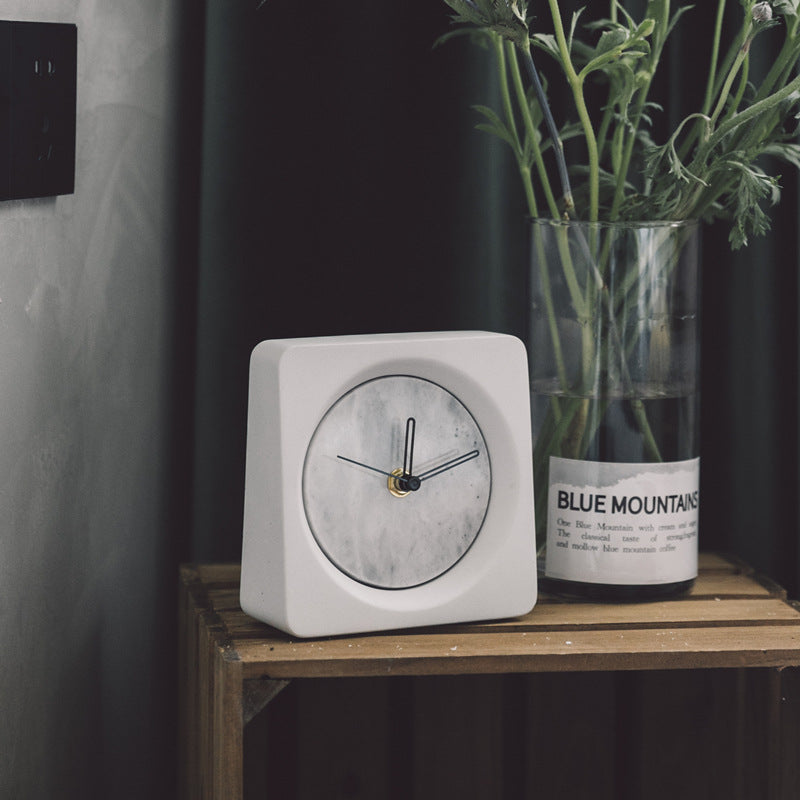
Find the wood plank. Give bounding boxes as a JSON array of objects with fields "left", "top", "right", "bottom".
[
  {"left": 697, "top": 551, "right": 747, "bottom": 571},
  {"left": 184, "top": 551, "right": 800, "bottom": 691},
  {"left": 187, "top": 553, "right": 750, "bottom": 590},
  {"left": 207, "top": 567, "right": 793, "bottom": 637},
  {"left": 204, "top": 588, "right": 240, "bottom": 611},
  {"left": 180, "top": 565, "right": 248, "bottom": 800},
  {"left": 211, "top": 646, "right": 244, "bottom": 800},
  {"left": 501, "top": 597, "right": 800, "bottom": 630},
  {"left": 234, "top": 624, "right": 800, "bottom": 679},
  {"left": 450, "top": 596, "right": 797, "bottom": 632},
  {"left": 212, "top": 597, "right": 800, "bottom": 648},
  {"left": 178, "top": 567, "right": 200, "bottom": 800},
  {"left": 204, "top": 558, "right": 771, "bottom": 616},
  {"left": 687, "top": 571, "right": 775, "bottom": 597},
  {"left": 195, "top": 563, "right": 241, "bottom": 585},
  {"left": 196, "top": 607, "right": 215, "bottom": 799},
  {"left": 180, "top": 555, "right": 800, "bottom": 800}
]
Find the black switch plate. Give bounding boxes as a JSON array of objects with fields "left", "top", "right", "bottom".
[{"left": 0, "top": 21, "right": 77, "bottom": 200}]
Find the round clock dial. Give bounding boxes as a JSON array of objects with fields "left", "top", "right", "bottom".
[{"left": 302, "top": 375, "right": 492, "bottom": 589}]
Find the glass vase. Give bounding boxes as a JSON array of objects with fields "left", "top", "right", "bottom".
[{"left": 528, "top": 219, "right": 700, "bottom": 599}]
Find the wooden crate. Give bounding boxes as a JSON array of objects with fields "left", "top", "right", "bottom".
[{"left": 179, "top": 553, "right": 800, "bottom": 799}]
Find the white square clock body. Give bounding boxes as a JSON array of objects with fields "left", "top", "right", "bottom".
[{"left": 240, "top": 330, "right": 537, "bottom": 638}]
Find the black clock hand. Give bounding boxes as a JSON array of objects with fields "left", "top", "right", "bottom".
[
  {"left": 417, "top": 450, "right": 480, "bottom": 482},
  {"left": 402, "top": 417, "right": 416, "bottom": 477},
  {"left": 336, "top": 455, "right": 396, "bottom": 479},
  {"left": 339, "top": 418, "right": 416, "bottom": 479},
  {"left": 337, "top": 452, "right": 422, "bottom": 493}
]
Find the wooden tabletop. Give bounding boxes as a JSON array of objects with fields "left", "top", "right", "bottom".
[{"left": 180, "top": 552, "right": 800, "bottom": 680}]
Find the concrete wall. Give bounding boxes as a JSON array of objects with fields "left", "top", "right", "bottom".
[{"left": 0, "top": 1, "right": 186, "bottom": 796}]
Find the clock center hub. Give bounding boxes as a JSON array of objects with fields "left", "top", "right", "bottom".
[{"left": 388, "top": 468, "right": 421, "bottom": 497}]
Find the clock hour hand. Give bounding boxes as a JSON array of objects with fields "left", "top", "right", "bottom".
[{"left": 417, "top": 450, "right": 480, "bottom": 482}]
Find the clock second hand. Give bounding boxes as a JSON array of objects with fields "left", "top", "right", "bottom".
[{"left": 336, "top": 455, "right": 396, "bottom": 479}]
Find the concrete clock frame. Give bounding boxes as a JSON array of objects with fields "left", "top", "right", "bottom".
[{"left": 240, "top": 331, "right": 537, "bottom": 637}]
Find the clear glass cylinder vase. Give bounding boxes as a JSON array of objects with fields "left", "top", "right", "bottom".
[{"left": 528, "top": 218, "right": 700, "bottom": 599}]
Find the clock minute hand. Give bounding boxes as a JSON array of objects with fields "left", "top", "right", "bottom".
[
  {"left": 402, "top": 417, "right": 416, "bottom": 477},
  {"left": 417, "top": 450, "right": 480, "bottom": 482}
]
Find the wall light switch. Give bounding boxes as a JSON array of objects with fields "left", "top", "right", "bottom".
[{"left": 0, "top": 21, "right": 77, "bottom": 200}]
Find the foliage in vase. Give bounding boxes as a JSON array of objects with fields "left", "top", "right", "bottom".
[
  {"left": 439, "top": 2, "right": 789, "bottom": 563},
  {"left": 441, "top": 0, "right": 800, "bottom": 248}
]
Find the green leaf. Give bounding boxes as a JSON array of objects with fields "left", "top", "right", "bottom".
[
  {"left": 441, "top": 0, "right": 531, "bottom": 48},
  {"left": 567, "top": 8, "right": 585, "bottom": 53},
  {"left": 716, "top": 159, "right": 779, "bottom": 248},
  {"left": 596, "top": 27, "right": 629, "bottom": 55},
  {"left": 577, "top": 17, "right": 651, "bottom": 80},
  {"left": 604, "top": 61, "right": 638, "bottom": 128},
  {"left": 531, "top": 32, "right": 561, "bottom": 60}
]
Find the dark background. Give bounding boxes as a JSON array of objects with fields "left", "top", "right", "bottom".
[
  {"left": 168, "top": 3, "right": 800, "bottom": 799},
  {"left": 189, "top": 0, "right": 799, "bottom": 595}
]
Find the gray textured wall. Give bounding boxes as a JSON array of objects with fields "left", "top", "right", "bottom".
[{"left": 0, "top": 2, "right": 183, "bottom": 796}]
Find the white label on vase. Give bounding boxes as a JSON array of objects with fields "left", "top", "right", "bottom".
[{"left": 545, "top": 456, "right": 699, "bottom": 585}]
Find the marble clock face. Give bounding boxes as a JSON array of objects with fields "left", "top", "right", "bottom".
[{"left": 302, "top": 375, "right": 492, "bottom": 589}]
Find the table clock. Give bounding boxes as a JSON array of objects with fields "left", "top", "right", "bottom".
[{"left": 240, "top": 331, "right": 536, "bottom": 637}]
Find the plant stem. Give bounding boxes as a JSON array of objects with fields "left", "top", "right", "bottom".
[
  {"left": 609, "top": 0, "right": 670, "bottom": 220},
  {"left": 546, "top": 0, "right": 600, "bottom": 221},
  {"left": 672, "top": 70, "right": 800, "bottom": 223},
  {"left": 531, "top": 225, "right": 568, "bottom": 390},
  {"left": 709, "top": 22, "right": 753, "bottom": 127},
  {"left": 492, "top": 35, "right": 542, "bottom": 217},
  {"left": 517, "top": 40, "right": 574, "bottom": 216},
  {"left": 705, "top": 71, "right": 800, "bottom": 157},
  {"left": 679, "top": 8, "right": 748, "bottom": 162},
  {"left": 505, "top": 41, "right": 561, "bottom": 219},
  {"left": 702, "top": 0, "right": 727, "bottom": 116},
  {"left": 753, "top": 16, "right": 800, "bottom": 102},
  {"left": 726, "top": 52, "right": 749, "bottom": 124}
]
